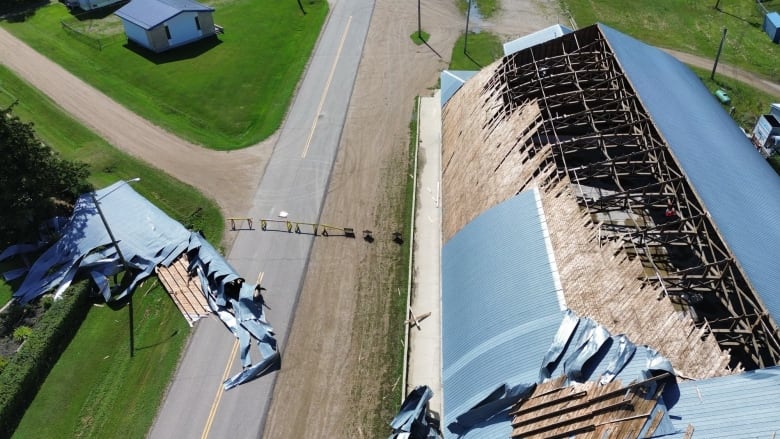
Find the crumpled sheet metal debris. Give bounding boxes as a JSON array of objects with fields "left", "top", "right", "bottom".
[
  {"left": 187, "top": 234, "right": 279, "bottom": 389},
  {"left": 388, "top": 385, "right": 442, "bottom": 439},
  {"left": 6, "top": 181, "right": 279, "bottom": 389},
  {"left": 445, "top": 311, "right": 677, "bottom": 436}
]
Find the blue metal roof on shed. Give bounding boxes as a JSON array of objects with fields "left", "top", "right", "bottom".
[
  {"left": 115, "top": 0, "right": 213, "bottom": 30},
  {"left": 767, "top": 11, "right": 780, "bottom": 26},
  {"left": 442, "top": 188, "right": 565, "bottom": 433},
  {"left": 663, "top": 366, "right": 780, "bottom": 437},
  {"left": 599, "top": 23, "right": 780, "bottom": 325}
]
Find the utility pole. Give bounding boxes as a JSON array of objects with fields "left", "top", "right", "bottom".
[
  {"left": 417, "top": 0, "right": 421, "bottom": 40},
  {"left": 464, "top": 0, "right": 472, "bottom": 54},
  {"left": 711, "top": 27, "right": 727, "bottom": 80},
  {"left": 90, "top": 178, "right": 140, "bottom": 358}
]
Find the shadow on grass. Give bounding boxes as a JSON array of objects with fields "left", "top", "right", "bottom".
[
  {"left": 135, "top": 329, "right": 180, "bottom": 351},
  {"left": 463, "top": 50, "right": 482, "bottom": 68},
  {"left": 424, "top": 40, "right": 443, "bottom": 59},
  {"left": 0, "top": 0, "right": 48, "bottom": 22},
  {"left": 123, "top": 36, "right": 222, "bottom": 64},
  {"left": 69, "top": 1, "right": 129, "bottom": 20},
  {"left": 715, "top": 7, "right": 761, "bottom": 28}
]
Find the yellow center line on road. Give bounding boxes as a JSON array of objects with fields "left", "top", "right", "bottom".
[
  {"left": 301, "top": 15, "right": 353, "bottom": 158},
  {"left": 200, "top": 339, "right": 239, "bottom": 439}
]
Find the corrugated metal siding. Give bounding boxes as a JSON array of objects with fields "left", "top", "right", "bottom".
[
  {"left": 440, "top": 70, "right": 477, "bottom": 107},
  {"left": 442, "top": 189, "right": 564, "bottom": 433},
  {"left": 502, "top": 24, "right": 573, "bottom": 56},
  {"left": 662, "top": 367, "right": 780, "bottom": 438},
  {"left": 601, "top": 24, "right": 780, "bottom": 324}
]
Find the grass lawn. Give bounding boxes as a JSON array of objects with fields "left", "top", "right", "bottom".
[
  {"left": 692, "top": 66, "right": 778, "bottom": 130},
  {"left": 1, "top": 0, "right": 328, "bottom": 150},
  {"left": 0, "top": 65, "right": 224, "bottom": 437},
  {"left": 0, "top": 65, "right": 223, "bottom": 239},
  {"left": 0, "top": 262, "right": 14, "bottom": 305},
  {"left": 563, "top": 0, "right": 780, "bottom": 81},
  {"left": 450, "top": 31, "right": 504, "bottom": 70},
  {"left": 12, "top": 280, "right": 189, "bottom": 439}
]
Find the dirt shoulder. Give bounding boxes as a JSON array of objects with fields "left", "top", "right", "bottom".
[{"left": 261, "top": 0, "right": 559, "bottom": 437}]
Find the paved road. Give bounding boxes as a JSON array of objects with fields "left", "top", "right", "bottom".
[{"left": 148, "top": 1, "right": 374, "bottom": 438}]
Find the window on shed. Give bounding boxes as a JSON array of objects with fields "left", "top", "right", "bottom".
[
  {"left": 195, "top": 17, "right": 201, "bottom": 30},
  {"left": 165, "top": 25, "right": 171, "bottom": 39}
]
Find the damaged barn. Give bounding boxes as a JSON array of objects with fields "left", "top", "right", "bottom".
[{"left": 442, "top": 23, "right": 780, "bottom": 373}]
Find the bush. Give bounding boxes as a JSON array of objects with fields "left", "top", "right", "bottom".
[
  {"left": 0, "top": 356, "right": 7, "bottom": 375},
  {"left": 0, "top": 281, "right": 91, "bottom": 438},
  {"left": 0, "top": 302, "right": 24, "bottom": 338},
  {"left": 41, "top": 295, "right": 54, "bottom": 310},
  {"left": 12, "top": 326, "right": 32, "bottom": 343}
]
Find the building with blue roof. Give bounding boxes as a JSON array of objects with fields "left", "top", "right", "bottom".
[
  {"left": 115, "top": 0, "right": 216, "bottom": 53},
  {"left": 442, "top": 22, "right": 780, "bottom": 372},
  {"left": 437, "top": 21, "right": 780, "bottom": 439}
]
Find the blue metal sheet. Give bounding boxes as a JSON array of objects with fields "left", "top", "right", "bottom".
[
  {"left": 115, "top": 0, "right": 213, "bottom": 30},
  {"left": 502, "top": 24, "right": 572, "bottom": 56},
  {"left": 600, "top": 23, "right": 780, "bottom": 325},
  {"left": 661, "top": 367, "right": 780, "bottom": 438},
  {"left": 440, "top": 70, "right": 478, "bottom": 107},
  {"left": 442, "top": 188, "right": 564, "bottom": 435},
  {"left": 14, "top": 180, "right": 192, "bottom": 303}
]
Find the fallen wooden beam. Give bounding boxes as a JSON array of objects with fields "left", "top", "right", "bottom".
[{"left": 405, "top": 309, "right": 431, "bottom": 329}]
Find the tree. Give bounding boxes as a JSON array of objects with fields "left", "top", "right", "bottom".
[{"left": 0, "top": 104, "right": 89, "bottom": 246}]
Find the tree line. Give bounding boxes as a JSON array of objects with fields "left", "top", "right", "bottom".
[{"left": 0, "top": 105, "right": 89, "bottom": 247}]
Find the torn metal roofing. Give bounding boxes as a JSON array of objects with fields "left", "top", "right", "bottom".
[
  {"left": 6, "top": 181, "right": 278, "bottom": 389},
  {"left": 444, "top": 310, "right": 678, "bottom": 438},
  {"left": 115, "top": 0, "right": 213, "bottom": 30},
  {"left": 187, "top": 232, "right": 279, "bottom": 389},
  {"left": 14, "top": 180, "right": 191, "bottom": 304},
  {"left": 389, "top": 386, "right": 442, "bottom": 439},
  {"left": 442, "top": 188, "right": 565, "bottom": 434},
  {"left": 502, "top": 24, "right": 572, "bottom": 56},
  {"left": 600, "top": 23, "right": 780, "bottom": 321}
]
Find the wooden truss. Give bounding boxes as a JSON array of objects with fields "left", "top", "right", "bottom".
[
  {"left": 509, "top": 374, "right": 672, "bottom": 439},
  {"left": 490, "top": 26, "right": 780, "bottom": 368}
]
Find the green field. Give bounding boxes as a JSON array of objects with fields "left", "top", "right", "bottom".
[
  {"left": 0, "top": 66, "right": 223, "bottom": 238},
  {"left": 564, "top": 0, "right": 780, "bottom": 81},
  {"left": 0, "top": 64, "right": 223, "bottom": 437},
  {"left": 12, "top": 280, "right": 189, "bottom": 439},
  {"left": 2, "top": 0, "right": 328, "bottom": 150},
  {"left": 451, "top": 31, "right": 504, "bottom": 70},
  {"left": 693, "top": 66, "right": 779, "bottom": 130}
]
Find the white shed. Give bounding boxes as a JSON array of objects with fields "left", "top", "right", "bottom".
[{"left": 115, "top": 0, "right": 216, "bottom": 53}]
